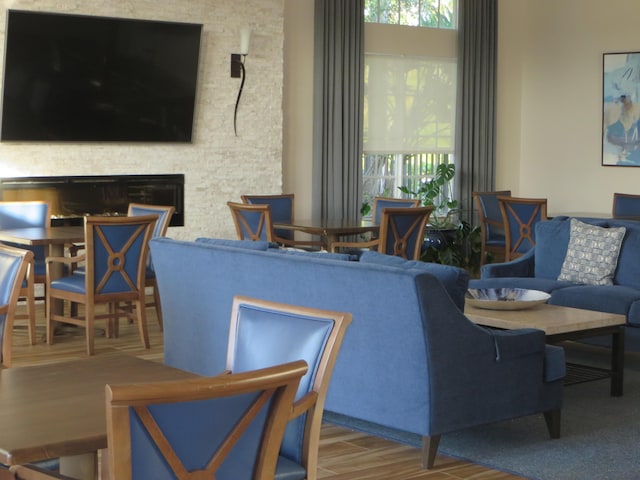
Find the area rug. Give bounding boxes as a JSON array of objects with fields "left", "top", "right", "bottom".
[{"left": 324, "top": 344, "right": 640, "bottom": 480}]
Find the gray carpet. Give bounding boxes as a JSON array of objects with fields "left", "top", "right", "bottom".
[{"left": 324, "top": 343, "right": 640, "bottom": 480}]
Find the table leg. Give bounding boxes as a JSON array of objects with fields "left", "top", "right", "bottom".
[
  {"left": 610, "top": 327, "right": 625, "bottom": 397},
  {"left": 59, "top": 452, "right": 98, "bottom": 480}
]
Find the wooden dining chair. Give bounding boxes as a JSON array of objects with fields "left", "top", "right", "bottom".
[
  {"left": 330, "top": 206, "right": 433, "bottom": 260},
  {"left": 498, "top": 196, "right": 548, "bottom": 261},
  {"left": 226, "top": 296, "right": 352, "bottom": 480},
  {"left": 240, "top": 194, "right": 322, "bottom": 249},
  {"left": 472, "top": 190, "right": 511, "bottom": 265},
  {"left": 0, "top": 201, "right": 51, "bottom": 345},
  {"left": 612, "top": 192, "right": 640, "bottom": 219},
  {"left": 371, "top": 196, "right": 421, "bottom": 224},
  {"left": 0, "top": 244, "right": 33, "bottom": 368},
  {"left": 45, "top": 215, "right": 157, "bottom": 355},
  {"left": 227, "top": 201, "right": 276, "bottom": 242}
]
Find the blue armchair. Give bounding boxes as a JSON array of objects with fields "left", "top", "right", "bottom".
[{"left": 416, "top": 273, "right": 564, "bottom": 467}]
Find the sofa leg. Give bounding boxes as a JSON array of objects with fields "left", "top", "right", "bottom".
[
  {"left": 544, "top": 409, "right": 561, "bottom": 438},
  {"left": 421, "top": 435, "right": 441, "bottom": 469}
]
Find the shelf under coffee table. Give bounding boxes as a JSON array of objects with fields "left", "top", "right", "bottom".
[{"left": 464, "top": 303, "right": 626, "bottom": 396}]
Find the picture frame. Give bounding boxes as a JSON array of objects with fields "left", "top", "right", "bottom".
[{"left": 602, "top": 52, "right": 640, "bottom": 166}]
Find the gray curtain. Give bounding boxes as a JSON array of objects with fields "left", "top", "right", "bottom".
[
  {"left": 456, "top": 0, "right": 498, "bottom": 224},
  {"left": 312, "top": 0, "right": 364, "bottom": 222}
]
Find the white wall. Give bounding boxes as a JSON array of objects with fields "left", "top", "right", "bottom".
[
  {"left": 497, "top": 0, "right": 640, "bottom": 215},
  {"left": 0, "top": 0, "right": 284, "bottom": 240}
]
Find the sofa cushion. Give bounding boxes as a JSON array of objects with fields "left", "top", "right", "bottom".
[
  {"left": 533, "top": 218, "right": 608, "bottom": 280},
  {"left": 549, "top": 285, "right": 640, "bottom": 318},
  {"left": 359, "top": 251, "right": 469, "bottom": 310},
  {"left": 557, "top": 219, "right": 625, "bottom": 286}
]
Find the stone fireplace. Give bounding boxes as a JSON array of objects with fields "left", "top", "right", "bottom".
[{"left": 0, "top": 174, "right": 184, "bottom": 227}]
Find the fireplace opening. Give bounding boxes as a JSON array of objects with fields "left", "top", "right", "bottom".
[{"left": 0, "top": 174, "right": 184, "bottom": 227}]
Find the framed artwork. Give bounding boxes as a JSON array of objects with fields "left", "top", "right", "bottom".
[{"left": 602, "top": 52, "right": 640, "bottom": 166}]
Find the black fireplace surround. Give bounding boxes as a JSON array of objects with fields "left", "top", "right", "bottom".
[{"left": 0, "top": 174, "right": 184, "bottom": 227}]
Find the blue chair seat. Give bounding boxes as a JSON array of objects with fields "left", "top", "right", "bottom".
[{"left": 50, "top": 272, "right": 86, "bottom": 294}]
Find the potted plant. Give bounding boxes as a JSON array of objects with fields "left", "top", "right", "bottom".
[{"left": 398, "top": 163, "right": 482, "bottom": 276}]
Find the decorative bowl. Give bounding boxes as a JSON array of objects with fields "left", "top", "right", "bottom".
[{"left": 465, "top": 288, "right": 551, "bottom": 311}]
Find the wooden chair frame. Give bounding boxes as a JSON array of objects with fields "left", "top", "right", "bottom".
[
  {"left": 498, "top": 196, "right": 547, "bottom": 261},
  {"left": 472, "top": 190, "right": 511, "bottom": 265},
  {"left": 227, "top": 296, "right": 352, "bottom": 480},
  {"left": 330, "top": 206, "right": 433, "bottom": 261},
  {"left": 46, "top": 215, "right": 157, "bottom": 355}
]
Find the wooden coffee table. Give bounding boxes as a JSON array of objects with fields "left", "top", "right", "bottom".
[{"left": 465, "top": 303, "right": 626, "bottom": 396}]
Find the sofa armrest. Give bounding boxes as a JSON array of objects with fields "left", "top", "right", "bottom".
[{"left": 480, "top": 248, "right": 535, "bottom": 278}]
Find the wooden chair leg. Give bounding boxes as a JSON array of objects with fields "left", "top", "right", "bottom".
[
  {"left": 23, "top": 264, "right": 36, "bottom": 345},
  {"left": 136, "top": 299, "right": 150, "bottom": 349},
  {"left": 421, "top": 434, "right": 441, "bottom": 469},
  {"left": 544, "top": 409, "right": 561, "bottom": 438},
  {"left": 86, "top": 302, "right": 95, "bottom": 356},
  {"left": 150, "top": 279, "right": 163, "bottom": 331}
]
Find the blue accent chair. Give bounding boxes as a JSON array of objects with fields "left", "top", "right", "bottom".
[
  {"left": 9, "top": 362, "right": 307, "bottom": 480},
  {"left": 612, "top": 192, "right": 640, "bottom": 219},
  {"left": 226, "top": 296, "right": 352, "bottom": 480},
  {"left": 45, "top": 215, "right": 157, "bottom": 355},
  {"left": 0, "top": 201, "right": 51, "bottom": 345},
  {"left": 473, "top": 190, "right": 511, "bottom": 265},
  {"left": 0, "top": 244, "right": 32, "bottom": 368},
  {"left": 331, "top": 206, "right": 433, "bottom": 260},
  {"left": 241, "top": 194, "right": 322, "bottom": 249},
  {"left": 497, "top": 196, "right": 547, "bottom": 261}
]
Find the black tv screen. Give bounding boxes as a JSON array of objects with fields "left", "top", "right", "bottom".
[{"left": 1, "top": 10, "right": 202, "bottom": 142}]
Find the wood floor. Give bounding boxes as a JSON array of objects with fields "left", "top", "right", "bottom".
[{"left": 9, "top": 301, "right": 524, "bottom": 480}]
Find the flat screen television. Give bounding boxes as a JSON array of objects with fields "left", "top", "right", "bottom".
[{"left": 1, "top": 10, "right": 202, "bottom": 142}]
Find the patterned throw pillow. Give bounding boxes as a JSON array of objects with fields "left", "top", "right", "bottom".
[{"left": 557, "top": 219, "right": 626, "bottom": 285}]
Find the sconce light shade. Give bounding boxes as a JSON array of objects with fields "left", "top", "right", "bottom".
[{"left": 240, "top": 28, "right": 251, "bottom": 55}]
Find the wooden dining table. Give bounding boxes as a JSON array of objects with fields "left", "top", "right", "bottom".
[
  {"left": 0, "top": 353, "right": 199, "bottom": 479},
  {"left": 273, "top": 218, "right": 379, "bottom": 250}
]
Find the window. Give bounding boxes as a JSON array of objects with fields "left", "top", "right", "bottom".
[
  {"left": 362, "top": 54, "right": 457, "bottom": 211},
  {"left": 364, "top": 0, "right": 457, "bottom": 29}
]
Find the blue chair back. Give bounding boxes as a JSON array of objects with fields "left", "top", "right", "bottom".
[
  {"left": 498, "top": 196, "right": 547, "bottom": 261},
  {"left": 372, "top": 197, "right": 420, "bottom": 224},
  {"left": 227, "top": 296, "right": 351, "bottom": 476},
  {"left": 227, "top": 202, "right": 274, "bottom": 242},
  {"left": 0, "top": 201, "right": 50, "bottom": 278},
  {"left": 612, "top": 192, "right": 640, "bottom": 218},
  {"left": 473, "top": 191, "right": 511, "bottom": 243},
  {"left": 85, "top": 215, "right": 157, "bottom": 296},
  {"left": 241, "top": 194, "right": 294, "bottom": 241},
  {"left": 0, "top": 244, "right": 32, "bottom": 367},
  {"left": 378, "top": 206, "right": 433, "bottom": 260},
  {"left": 128, "top": 203, "right": 175, "bottom": 272},
  {"left": 106, "top": 361, "right": 307, "bottom": 480}
]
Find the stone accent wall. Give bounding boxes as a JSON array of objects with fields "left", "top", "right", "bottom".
[{"left": 0, "top": 0, "right": 284, "bottom": 240}]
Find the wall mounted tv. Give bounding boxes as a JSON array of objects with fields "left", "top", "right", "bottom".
[{"left": 0, "top": 10, "right": 202, "bottom": 142}]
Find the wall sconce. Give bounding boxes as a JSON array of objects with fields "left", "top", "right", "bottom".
[{"left": 231, "top": 28, "right": 251, "bottom": 136}]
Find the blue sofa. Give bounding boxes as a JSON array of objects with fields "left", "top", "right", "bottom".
[
  {"left": 471, "top": 216, "right": 640, "bottom": 349},
  {"left": 150, "top": 237, "right": 565, "bottom": 468}
]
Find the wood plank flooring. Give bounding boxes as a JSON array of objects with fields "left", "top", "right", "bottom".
[{"left": 9, "top": 301, "right": 525, "bottom": 480}]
